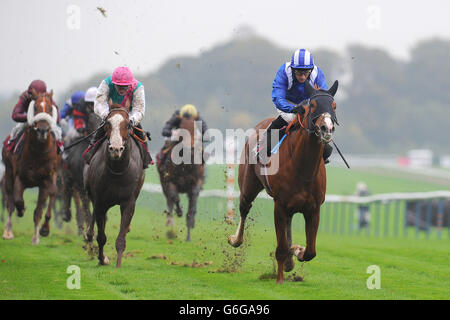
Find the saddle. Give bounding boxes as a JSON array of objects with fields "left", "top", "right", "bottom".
[{"left": 3, "top": 132, "right": 26, "bottom": 159}]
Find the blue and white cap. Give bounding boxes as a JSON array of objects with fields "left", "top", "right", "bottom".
[{"left": 290, "top": 49, "right": 314, "bottom": 69}]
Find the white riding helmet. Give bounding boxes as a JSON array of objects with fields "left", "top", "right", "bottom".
[{"left": 84, "top": 86, "right": 98, "bottom": 102}]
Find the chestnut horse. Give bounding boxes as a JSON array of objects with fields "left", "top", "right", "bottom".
[
  {"left": 84, "top": 100, "right": 145, "bottom": 267},
  {"left": 228, "top": 80, "right": 339, "bottom": 283},
  {"left": 2, "top": 90, "right": 60, "bottom": 245},
  {"left": 157, "top": 116, "right": 205, "bottom": 241}
]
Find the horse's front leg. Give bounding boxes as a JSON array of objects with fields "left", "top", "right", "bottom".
[
  {"left": 32, "top": 184, "right": 49, "bottom": 245},
  {"left": 39, "top": 175, "right": 57, "bottom": 238},
  {"left": 298, "top": 209, "right": 320, "bottom": 262},
  {"left": 116, "top": 200, "right": 136, "bottom": 268},
  {"left": 13, "top": 176, "right": 25, "bottom": 217},
  {"left": 3, "top": 169, "right": 16, "bottom": 240},
  {"left": 274, "top": 202, "right": 290, "bottom": 284},
  {"left": 94, "top": 205, "right": 109, "bottom": 266},
  {"left": 73, "top": 190, "right": 84, "bottom": 235},
  {"left": 186, "top": 184, "right": 201, "bottom": 242}
]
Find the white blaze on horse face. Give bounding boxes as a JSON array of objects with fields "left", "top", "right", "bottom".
[
  {"left": 320, "top": 113, "right": 334, "bottom": 143},
  {"left": 324, "top": 114, "right": 333, "bottom": 131},
  {"left": 108, "top": 114, "right": 124, "bottom": 149}
]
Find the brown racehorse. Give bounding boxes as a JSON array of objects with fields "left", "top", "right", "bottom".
[
  {"left": 228, "top": 80, "right": 339, "bottom": 283},
  {"left": 2, "top": 90, "right": 60, "bottom": 245},
  {"left": 84, "top": 100, "right": 145, "bottom": 268},
  {"left": 60, "top": 102, "right": 101, "bottom": 237},
  {"left": 157, "top": 116, "right": 205, "bottom": 241}
]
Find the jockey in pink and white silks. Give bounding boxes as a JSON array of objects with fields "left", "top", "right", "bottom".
[{"left": 87, "top": 66, "right": 152, "bottom": 168}]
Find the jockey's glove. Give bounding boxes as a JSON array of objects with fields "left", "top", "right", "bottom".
[{"left": 291, "top": 104, "right": 305, "bottom": 115}]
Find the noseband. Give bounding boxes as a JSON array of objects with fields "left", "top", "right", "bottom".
[{"left": 297, "top": 92, "right": 338, "bottom": 137}]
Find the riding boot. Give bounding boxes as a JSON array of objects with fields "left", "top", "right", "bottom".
[
  {"left": 323, "top": 143, "right": 333, "bottom": 164},
  {"left": 133, "top": 125, "right": 153, "bottom": 168},
  {"left": 257, "top": 116, "right": 287, "bottom": 163},
  {"left": 83, "top": 126, "right": 106, "bottom": 164}
]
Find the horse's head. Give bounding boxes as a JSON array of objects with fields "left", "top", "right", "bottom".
[
  {"left": 104, "top": 99, "right": 131, "bottom": 160},
  {"left": 178, "top": 116, "right": 202, "bottom": 149},
  {"left": 300, "top": 80, "right": 339, "bottom": 144},
  {"left": 85, "top": 101, "right": 102, "bottom": 135},
  {"left": 27, "top": 89, "right": 58, "bottom": 142}
]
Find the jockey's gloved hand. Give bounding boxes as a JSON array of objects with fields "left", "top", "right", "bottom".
[{"left": 291, "top": 104, "right": 305, "bottom": 115}]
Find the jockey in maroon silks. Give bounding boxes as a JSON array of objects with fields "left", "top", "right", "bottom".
[{"left": 5, "top": 80, "right": 64, "bottom": 153}]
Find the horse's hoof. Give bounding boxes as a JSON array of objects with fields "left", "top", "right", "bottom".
[
  {"left": 290, "top": 245, "right": 306, "bottom": 261},
  {"left": 17, "top": 210, "right": 24, "bottom": 218},
  {"left": 39, "top": 227, "right": 50, "bottom": 237},
  {"left": 228, "top": 235, "right": 242, "bottom": 248},
  {"left": 284, "top": 256, "right": 295, "bottom": 272},
  {"left": 32, "top": 237, "right": 40, "bottom": 245},
  {"left": 99, "top": 256, "right": 110, "bottom": 265},
  {"left": 2, "top": 232, "right": 14, "bottom": 240},
  {"left": 62, "top": 213, "right": 71, "bottom": 222}
]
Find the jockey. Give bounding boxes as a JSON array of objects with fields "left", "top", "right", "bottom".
[
  {"left": 71, "top": 87, "right": 98, "bottom": 134},
  {"left": 159, "top": 104, "right": 209, "bottom": 161},
  {"left": 162, "top": 104, "right": 208, "bottom": 140},
  {"left": 258, "top": 49, "right": 333, "bottom": 163},
  {"left": 60, "top": 90, "right": 85, "bottom": 141},
  {"left": 6, "top": 80, "right": 64, "bottom": 153},
  {"left": 88, "top": 66, "right": 152, "bottom": 168}
]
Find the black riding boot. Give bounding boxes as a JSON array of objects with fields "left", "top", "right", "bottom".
[
  {"left": 258, "top": 116, "right": 287, "bottom": 163},
  {"left": 133, "top": 124, "right": 153, "bottom": 168},
  {"left": 323, "top": 143, "right": 333, "bottom": 164}
]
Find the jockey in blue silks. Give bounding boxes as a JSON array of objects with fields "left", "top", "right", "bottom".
[{"left": 259, "top": 48, "right": 333, "bottom": 163}]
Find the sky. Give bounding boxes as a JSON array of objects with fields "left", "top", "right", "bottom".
[{"left": 1, "top": 0, "right": 449, "bottom": 99}]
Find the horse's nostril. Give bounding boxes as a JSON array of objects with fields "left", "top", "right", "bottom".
[
  {"left": 120, "top": 146, "right": 125, "bottom": 152},
  {"left": 321, "top": 125, "right": 327, "bottom": 132}
]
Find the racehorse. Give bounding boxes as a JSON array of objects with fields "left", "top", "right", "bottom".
[
  {"left": 2, "top": 90, "right": 60, "bottom": 245},
  {"left": 84, "top": 99, "right": 145, "bottom": 267},
  {"left": 156, "top": 116, "right": 205, "bottom": 241},
  {"left": 228, "top": 80, "right": 339, "bottom": 283},
  {"left": 60, "top": 102, "right": 101, "bottom": 237}
]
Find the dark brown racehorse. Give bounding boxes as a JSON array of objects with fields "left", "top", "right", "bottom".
[
  {"left": 84, "top": 100, "right": 145, "bottom": 267},
  {"left": 157, "top": 116, "right": 205, "bottom": 241},
  {"left": 2, "top": 90, "right": 60, "bottom": 245},
  {"left": 228, "top": 80, "right": 339, "bottom": 283},
  {"left": 60, "top": 102, "right": 101, "bottom": 237}
]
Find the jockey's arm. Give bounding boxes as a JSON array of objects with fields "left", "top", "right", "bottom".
[
  {"left": 60, "top": 101, "right": 72, "bottom": 119},
  {"left": 12, "top": 91, "right": 31, "bottom": 122},
  {"left": 94, "top": 80, "right": 110, "bottom": 120},
  {"left": 272, "top": 67, "right": 296, "bottom": 113},
  {"left": 162, "top": 111, "right": 181, "bottom": 137},
  {"left": 314, "top": 68, "right": 328, "bottom": 90},
  {"left": 129, "top": 85, "right": 145, "bottom": 125}
]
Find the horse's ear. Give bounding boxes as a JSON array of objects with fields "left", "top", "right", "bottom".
[
  {"left": 328, "top": 80, "right": 339, "bottom": 97},
  {"left": 305, "top": 80, "right": 315, "bottom": 97},
  {"left": 125, "top": 97, "right": 130, "bottom": 110},
  {"left": 108, "top": 98, "right": 113, "bottom": 106},
  {"left": 48, "top": 90, "right": 53, "bottom": 100}
]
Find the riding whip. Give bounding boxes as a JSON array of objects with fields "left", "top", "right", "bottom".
[{"left": 331, "top": 139, "right": 350, "bottom": 169}]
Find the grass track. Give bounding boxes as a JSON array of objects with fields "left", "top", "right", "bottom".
[{"left": 0, "top": 166, "right": 448, "bottom": 300}]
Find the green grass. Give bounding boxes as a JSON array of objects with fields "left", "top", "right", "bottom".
[{"left": 0, "top": 165, "right": 449, "bottom": 300}]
